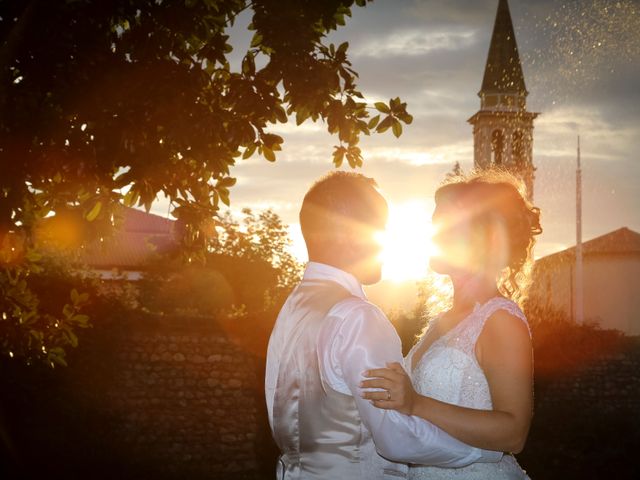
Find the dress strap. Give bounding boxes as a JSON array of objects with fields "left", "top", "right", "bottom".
[
  {"left": 475, "top": 297, "right": 531, "bottom": 338},
  {"left": 455, "top": 297, "right": 531, "bottom": 355}
]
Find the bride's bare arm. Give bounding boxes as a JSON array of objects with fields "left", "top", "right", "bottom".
[{"left": 360, "top": 310, "right": 533, "bottom": 453}]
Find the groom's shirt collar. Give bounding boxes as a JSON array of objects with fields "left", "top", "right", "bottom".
[{"left": 302, "top": 261, "right": 367, "bottom": 300}]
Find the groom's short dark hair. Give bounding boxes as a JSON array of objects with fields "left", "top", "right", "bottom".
[{"left": 300, "top": 171, "right": 387, "bottom": 253}]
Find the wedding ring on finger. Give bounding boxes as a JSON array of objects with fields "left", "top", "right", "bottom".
[{"left": 386, "top": 390, "right": 391, "bottom": 401}]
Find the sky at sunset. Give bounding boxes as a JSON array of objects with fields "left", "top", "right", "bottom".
[{"left": 152, "top": 0, "right": 640, "bottom": 281}]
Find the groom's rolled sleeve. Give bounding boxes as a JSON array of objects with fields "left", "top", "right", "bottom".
[{"left": 319, "top": 299, "right": 502, "bottom": 467}]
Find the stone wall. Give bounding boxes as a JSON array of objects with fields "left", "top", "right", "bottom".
[
  {"left": 107, "top": 326, "right": 263, "bottom": 478},
  {"left": 518, "top": 339, "right": 640, "bottom": 479},
  {"left": 3, "top": 312, "right": 639, "bottom": 480},
  {"left": 0, "top": 313, "right": 275, "bottom": 480},
  {"left": 535, "top": 345, "right": 640, "bottom": 413}
]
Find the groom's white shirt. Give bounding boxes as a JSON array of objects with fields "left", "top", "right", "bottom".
[{"left": 266, "top": 262, "right": 501, "bottom": 477}]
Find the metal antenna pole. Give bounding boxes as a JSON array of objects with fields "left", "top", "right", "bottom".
[{"left": 575, "top": 135, "right": 584, "bottom": 324}]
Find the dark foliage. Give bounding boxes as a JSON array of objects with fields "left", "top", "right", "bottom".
[
  {"left": 138, "top": 208, "right": 302, "bottom": 316},
  {"left": 520, "top": 402, "right": 640, "bottom": 479},
  {"left": 526, "top": 303, "right": 631, "bottom": 379},
  {"left": 1, "top": 0, "right": 411, "bottom": 365}
]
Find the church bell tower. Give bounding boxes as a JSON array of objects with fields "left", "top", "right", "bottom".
[{"left": 468, "top": 0, "right": 538, "bottom": 199}]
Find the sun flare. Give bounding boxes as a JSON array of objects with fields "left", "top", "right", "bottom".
[
  {"left": 379, "top": 201, "right": 439, "bottom": 282},
  {"left": 288, "top": 200, "right": 439, "bottom": 282}
]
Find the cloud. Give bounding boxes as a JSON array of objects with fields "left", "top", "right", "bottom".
[
  {"left": 367, "top": 147, "right": 446, "bottom": 166},
  {"left": 403, "top": 0, "right": 498, "bottom": 26},
  {"left": 269, "top": 121, "right": 325, "bottom": 136},
  {"left": 535, "top": 106, "right": 640, "bottom": 162},
  {"left": 212, "top": 0, "right": 640, "bottom": 261},
  {"left": 353, "top": 29, "right": 478, "bottom": 58}
]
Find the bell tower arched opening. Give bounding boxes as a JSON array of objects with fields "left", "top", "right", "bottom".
[{"left": 491, "top": 129, "right": 504, "bottom": 166}]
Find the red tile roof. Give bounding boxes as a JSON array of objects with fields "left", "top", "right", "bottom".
[{"left": 83, "top": 207, "right": 179, "bottom": 269}]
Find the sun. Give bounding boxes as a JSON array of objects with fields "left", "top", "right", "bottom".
[
  {"left": 379, "top": 200, "right": 439, "bottom": 282},
  {"left": 287, "top": 199, "right": 439, "bottom": 282}
]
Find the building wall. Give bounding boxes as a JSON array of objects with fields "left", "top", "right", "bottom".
[
  {"left": 532, "top": 256, "right": 573, "bottom": 315},
  {"left": 531, "top": 253, "right": 640, "bottom": 335}
]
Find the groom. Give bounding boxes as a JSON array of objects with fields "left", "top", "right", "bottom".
[{"left": 265, "top": 171, "right": 500, "bottom": 479}]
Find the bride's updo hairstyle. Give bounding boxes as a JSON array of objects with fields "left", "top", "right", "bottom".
[{"left": 434, "top": 168, "right": 542, "bottom": 307}]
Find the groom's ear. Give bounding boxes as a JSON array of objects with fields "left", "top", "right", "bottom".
[{"left": 329, "top": 229, "right": 357, "bottom": 256}]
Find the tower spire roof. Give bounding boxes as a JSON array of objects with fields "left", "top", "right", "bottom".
[{"left": 480, "top": 0, "right": 527, "bottom": 95}]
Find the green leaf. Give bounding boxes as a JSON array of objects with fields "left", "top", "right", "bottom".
[
  {"left": 392, "top": 120, "right": 402, "bottom": 138},
  {"left": 263, "top": 147, "right": 276, "bottom": 162},
  {"left": 65, "top": 329, "right": 79, "bottom": 347},
  {"left": 25, "top": 250, "right": 42, "bottom": 263},
  {"left": 374, "top": 102, "right": 390, "bottom": 114},
  {"left": 367, "top": 115, "right": 380, "bottom": 129},
  {"left": 49, "top": 348, "right": 68, "bottom": 367},
  {"left": 399, "top": 112, "right": 414, "bottom": 125},
  {"left": 123, "top": 189, "right": 138, "bottom": 207},
  {"left": 62, "top": 304, "right": 74, "bottom": 318},
  {"left": 333, "top": 146, "right": 346, "bottom": 167},
  {"left": 241, "top": 53, "right": 255, "bottom": 76},
  {"left": 85, "top": 201, "right": 102, "bottom": 222},
  {"left": 219, "top": 189, "right": 230, "bottom": 206},
  {"left": 242, "top": 144, "right": 257, "bottom": 159},
  {"left": 262, "top": 133, "right": 284, "bottom": 149},
  {"left": 296, "top": 109, "right": 309, "bottom": 126},
  {"left": 346, "top": 146, "right": 362, "bottom": 168},
  {"left": 78, "top": 190, "right": 92, "bottom": 202},
  {"left": 337, "top": 41, "right": 349, "bottom": 56},
  {"left": 217, "top": 177, "right": 237, "bottom": 188},
  {"left": 29, "top": 329, "right": 43, "bottom": 341},
  {"left": 71, "top": 288, "right": 79, "bottom": 304},
  {"left": 114, "top": 169, "right": 134, "bottom": 187},
  {"left": 275, "top": 105, "right": 288, "bottom": 123},
  {"left": 250, "top": 32, "right": 263, "bottom": 48},
  {"left": 71, "top": 314, "right": 90, "bottom": 327},
  {"left": 376, "top": 116, "right": 393, "bottom": 133}
]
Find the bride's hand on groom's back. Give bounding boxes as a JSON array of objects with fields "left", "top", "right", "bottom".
[{"left": 360, "top": 362, "right": 416, "bottom": 416}]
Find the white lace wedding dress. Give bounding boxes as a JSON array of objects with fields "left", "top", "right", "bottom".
[{"left": 405, "top": 296, "right": 532, "bottom": 479}]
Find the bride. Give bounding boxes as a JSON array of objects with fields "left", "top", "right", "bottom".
[{"left": 361, "top": 170, "right": 542, "bottom": 479}]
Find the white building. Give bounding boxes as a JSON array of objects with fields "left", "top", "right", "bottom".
[{"left": 530, "top": 227, "right": 640, "bottom": 335}]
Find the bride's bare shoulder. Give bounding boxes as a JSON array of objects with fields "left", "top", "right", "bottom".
[{"left": 476, "top": 308, "right": 532, "bottom": 367}]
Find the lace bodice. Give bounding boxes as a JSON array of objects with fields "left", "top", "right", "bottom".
[{"left": 405, "top": 296, "right": 532, "bottom": 480}]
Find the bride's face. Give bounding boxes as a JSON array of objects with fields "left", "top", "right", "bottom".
[{"left": 429, "top": 202, "right": 483, "bottom": 276}]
